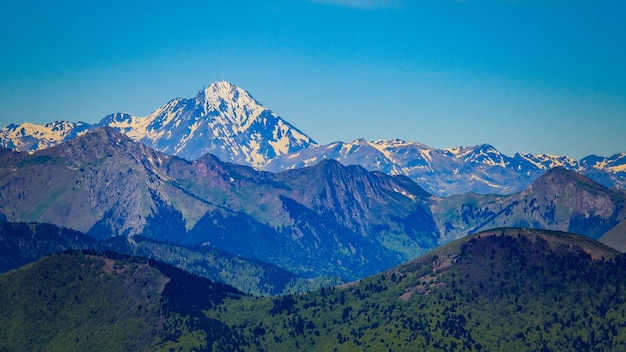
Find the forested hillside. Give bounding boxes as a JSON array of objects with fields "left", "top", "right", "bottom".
[{"left": 3, "top": 229, "right": 625, "bottom": 351}]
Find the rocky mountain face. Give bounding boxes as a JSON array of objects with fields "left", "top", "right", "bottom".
[
  {"left": 0, "top": 128, "right": 439, "bottom": 280},
  {"left": 0, "top": 127, "right": 199, "bottom": 242},
  {"left": 598, "top": 219, "right": 626, "bottom": 253}
]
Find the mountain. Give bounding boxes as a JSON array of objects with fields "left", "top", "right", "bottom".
[
  {"left": 598, "top": 219, "right": 626, "bottom": 253},
  {"left": 0, "top": 220, "right": 326, "bottom": 296},
  {"left": 0, "top": 127, "right": 201, "bottom": 241},
  {"left": 0, "top": 127, "right": 439, "bottom": 281},
  {"left": 2, "top": 128, "right": 625, "bottom": 280},
  {"left": 0, "top": 251, "right": 245, "bottom": 351},
  {"left": 206, "top": 228, "right": 626, "bottom": 351},
  {"left": 264, "top": 138, "right": 626, "bottom": 197},
  {"left": 0, "top": 81, "right": 316, "bottom": 168},
  {"left": 580, "top": 152, "right": 626, "bottom": 189},
  {"left": 2, "top": 127, "right": 625, "bottom": 280},
  {"left": 263, "top": 140, "right": 527, "bottom": 195},
  {"left": 99, "top": 81, "right": 317, "bottom": 166},
  {"left": 5, "top": 229, "right": 626, "bottom": 351},
  {"left": 432, "top": 167, "right": 626, "bottom": 242}
]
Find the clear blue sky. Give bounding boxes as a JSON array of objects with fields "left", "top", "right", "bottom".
[{"left": 1, "top": 0, "right": 624, "bottom": 159}]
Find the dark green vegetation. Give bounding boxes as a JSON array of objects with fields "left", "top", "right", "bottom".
[
  {"left": 99, "top": 235, "right": 338, "bottom": 296},
  {"left": 0, "top": 221, "right": 96, "bottom": 272},
  {"left": 206, "top": 228, "right": 626, "bottom": 351},
  {"left": 0, "top": 251, "right": 244, "bottom": 352},
  {"left": 0, "top": 221, "right": 329, "bottom": 296},
  {"left": 3, "top": 229, "right": 626, "bottom": 351}
]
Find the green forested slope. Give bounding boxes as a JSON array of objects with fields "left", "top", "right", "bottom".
[
  {"left": 0, "top": 221, "right": 331, "bottom": 296},
  {"left": 0, "top": 251, "right": 244, "bottom": 352},
  {"left": 2, "top": 229, "right": 626, "bottom": 351},
  {"left": 208, "top": 228, "right": 626, "bottom": 351}
]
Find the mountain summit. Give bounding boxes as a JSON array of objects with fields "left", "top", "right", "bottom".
[
  {"left": 100, "top": 81, "right": 317, "bottom": 167},
  {"left": 1, "top": 81, "right": 317, "bottom": 168}
]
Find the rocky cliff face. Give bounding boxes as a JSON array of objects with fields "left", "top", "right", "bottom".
[{"left": 0, "top": 127, "right": 206, "bottom": 239}]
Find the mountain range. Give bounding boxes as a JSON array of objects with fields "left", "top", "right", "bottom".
[
  {"left": 0, "top": 127, "right": 439, "bottom": 282},
  {"left": 264, "top": 139, "right": 626, "bottom": 196},
  {"left": 1, "top": 81, "right": 624, "bottom": 196},
  {"left": 1, "top": 126, "right": 624, "bottom": 285},
  {"left": 3, "top": 80, "right": 626, "bottom": 349}
]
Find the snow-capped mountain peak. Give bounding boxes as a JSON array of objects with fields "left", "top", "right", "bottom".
[
  {"left": 514, "top": 153, "right": 581, "bottom": 171},
  {"left": 97, "top": 113, "right": 146, "bottom": 139},
  {"left": 196, "top": 81, "right": 263, "bottom": 125},
  {"left": 462, "top": 144, "right": 507, "bottom": 167},
  {"left": 114, "top": 81, "right": 319, "bottom": 166},
  {"left": 1, "top": 81, "right": 317, "bottom": 168},
  {"left": 0, "top": 120, "right": 94, "bottom": 151},
  {"left": 582, "top": 152, "right": 626, "bottom": 173}
]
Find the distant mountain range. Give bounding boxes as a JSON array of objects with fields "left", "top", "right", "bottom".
[
  {"left": 265, "top": 139, "right": 626, "bottom": 196},
  {"left": 1, "top": 127, "right": 624, "bottom": 283},
  {"left": 1, "top": 81, "right": 624, "bottom": 196}
]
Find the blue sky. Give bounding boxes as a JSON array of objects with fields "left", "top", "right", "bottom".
[{"left": 1, "top": 0, "right": 624, "bottom": 159}]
